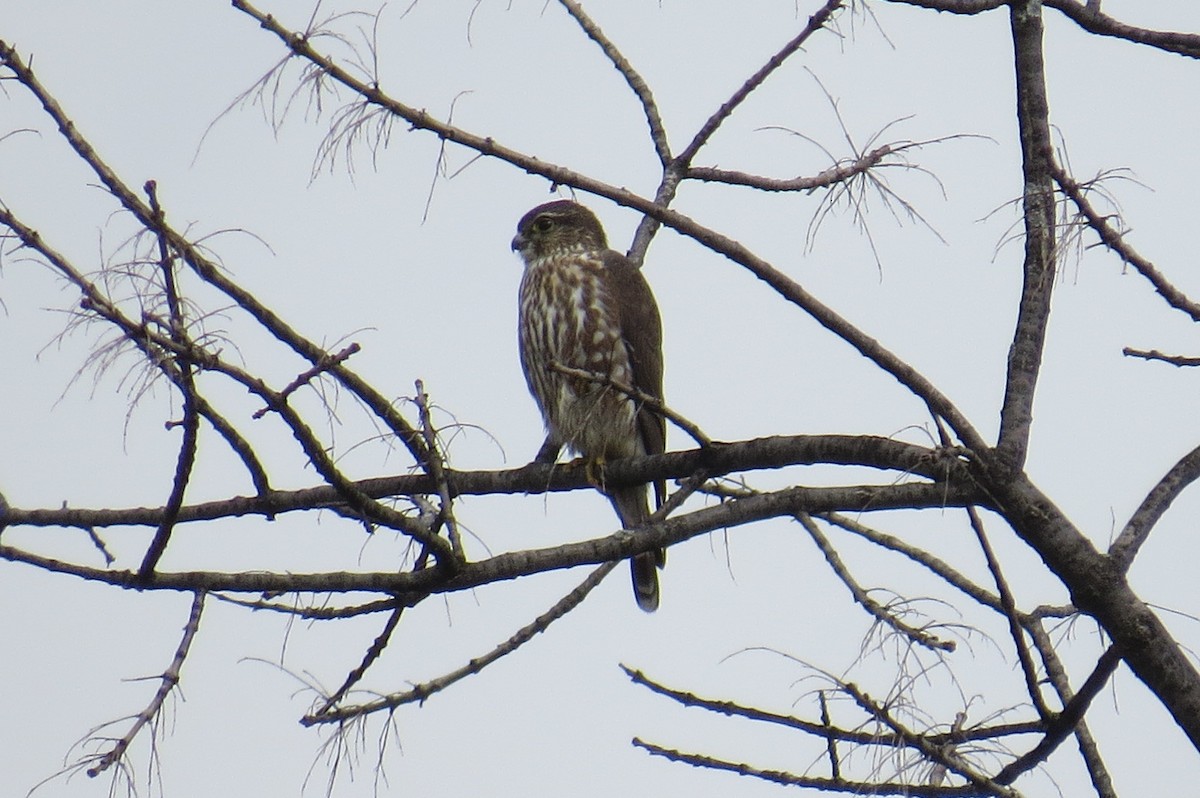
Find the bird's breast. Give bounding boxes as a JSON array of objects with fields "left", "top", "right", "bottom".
[{"left": 517, "top": 253, "right": 637, "bottom": 458}]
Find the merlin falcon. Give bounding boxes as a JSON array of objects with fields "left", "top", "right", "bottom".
[{"left": 511, "top": 200, "right": 666, "bottom": 612}]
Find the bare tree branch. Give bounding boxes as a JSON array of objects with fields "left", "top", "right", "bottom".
[
  {"left": 1051, "top": 162, "right": 1200, "bottom": 322},
  {"left": 1, "top": 434, "right": 972, "bottom": 531},
  {"left": 137, "top": 181, "right": 201, "bottom": 579},
  {"left": 996, "top": 0, "right": 1057, "bottom": 471},
  {"left": 994, "top": 645, "right": 1122, "bottom": 785},
  {"left": 85, "top": 591, "right": 206, "bottom": 778},
  {"left": 799, "top": 513, "right": 957, "bottom": 652},
  {"left": 1110, "top": 440, "right": 1200, "bottom": 573},
  {"left": 632, "top": 737, "right": 994, "bottom": 796},
  {"left": 306, "top": 561, "right": 618, "bottom": 724},
  {"left": 882, "top": 0, "right": 1200, "bottom": 58},
  {"left": 0, "top": 479, "right": 982, "bottom": 596},
  {"left": 556, "top": 0, "right": 671, "bottom": 166}
]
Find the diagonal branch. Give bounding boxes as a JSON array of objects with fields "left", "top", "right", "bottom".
[
  {"left": 634, "top": 737, "right": 992, "bottom": 796},
  {"left": 86, "top": 591, "right": 206, "bottom": 778},
  {"left": 994, "top": 645, "right": 1122, "bottom": 785},
  {"left": 305, "top": 561, "right": 618, "bottom": 724},
  {"left": 1024, "top": 621, "right": 1117, "bottom": 798},
  {"left": 1051, "top": 161, "right": 1200, "bottom": 322},
  {"left": 676, "top": 0, "right": 845, "bottom": 165},
  {"left": 1045, "top": 0, "right": 1200, "bottom": 59},
  {"left": 966, "top": 506, "right": 1052, "bottom": 720},
  {"left": 556, "top": 0, "right": 670, "bottom": 165},
  {"left": 0, "top": 39, "right": 430, "bottom": 467},
  {"left": 1109, "top": 440, "right": 1200, "bottom": 573},
  {"left": 623, "top": 666, "right": 1042, "bottom": 747},
  {"left": 627, "top": 0, "right": 844, "bottom": 261},
  {"left": 799, "top": 513, "right": 957, "bottom": 652}
]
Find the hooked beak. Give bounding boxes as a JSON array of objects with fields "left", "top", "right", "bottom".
[{"left": 510, "top": 233, "right": 525, "bottom": 252}]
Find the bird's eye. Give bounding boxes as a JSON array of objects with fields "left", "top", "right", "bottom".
[{"left": 533, "top": 217, "right": 554, "bottom": 233}]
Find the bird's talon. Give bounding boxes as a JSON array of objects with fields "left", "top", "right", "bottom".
[{"left": 584, "top": 457, "right": 607, "bottom": 490}]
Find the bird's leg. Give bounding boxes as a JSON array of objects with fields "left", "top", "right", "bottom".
[{"left": 584, "top": 454, "right": 609, "bottom": 494}]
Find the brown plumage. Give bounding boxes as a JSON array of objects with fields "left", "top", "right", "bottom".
[{"left": 511, "top": 200, "right": 666, "bottom": 611}]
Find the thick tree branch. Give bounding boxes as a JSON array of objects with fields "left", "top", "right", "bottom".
[
  {"left": 996, "top": 0, "right": 1056, "bottom": 470},
  {"left": 884, "top": 0, "right": 1200, "bottom": 58},
  {"left": 3, "top": 434, "right": 970, "bottom": 531},
  {"left": 1, "top": 479, "right": 983, "bottom": 596},
  {"left": 988, "top": 472, "right": 1200, "bottom": 752}
]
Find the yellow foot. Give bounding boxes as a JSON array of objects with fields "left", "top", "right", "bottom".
[{"left": 580, "top": 456, "right": 607, "bottom": 491}]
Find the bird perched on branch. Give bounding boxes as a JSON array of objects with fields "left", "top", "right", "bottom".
[{"left": 511, "top": 200, "right": 666, "bottom": 612}]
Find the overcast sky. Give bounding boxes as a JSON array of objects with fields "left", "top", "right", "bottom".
[{"left": 3, "top": 2, "right": 1200, "bottom": 796}]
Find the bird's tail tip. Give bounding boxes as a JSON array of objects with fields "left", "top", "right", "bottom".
[{"left": 631, "top": 552, "right": 660, "bottom": 613}]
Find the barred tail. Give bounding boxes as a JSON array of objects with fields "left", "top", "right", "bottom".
[
  {"left": 610, "top": 484, "right": 664, "bottom": 613},
  {"left": 630, "top": 551, "right": 660, "bottom": 612}
]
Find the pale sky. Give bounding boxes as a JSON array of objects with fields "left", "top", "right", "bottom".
[{"left": 3, "top": 2, "right": 1200, "bottom": 796}]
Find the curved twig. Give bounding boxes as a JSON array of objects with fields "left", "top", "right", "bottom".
[
  {"left": 305, "top": 561, "right": 618, "bottom": 724},
  {"left": 556, "top": 0, "right": 670, "bottom": 166}
]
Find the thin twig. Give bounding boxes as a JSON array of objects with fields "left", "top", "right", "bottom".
[
  {"left": 253, "top": 342, "right": 361, "bottom": 419},
  {"left": 994, "top": 645, "right": 1122, "bottom": 785},
  {"left": 87, "top": 591, "right": 206, "bottom": 778},
  {"left": 799, "top": 513, "right": 957, "bottom": 652},
  {"left": 965, "top": 506, "right": 1052, "bottom": 720},
  {"left": 556, "top": 0, "right": 670, "bottom": 165},
  {"left": 549, "top": 361, "right": 711, "bottom": 447},
  {"left": 840, "top": 681, "right": 1020, "bottom": 797},
  {"left": 304, "top": 561, "right": 618, "bottom": 724},
  {"left": 317, "top": 605, "right": 405, "bottom": 715},
  {"left": 138, "top": 181, "right": 201, "bottom": 579},
  {"left": 414, "top": 379, "right": 462, "bottom": 558},
  {"left": 1025, "top": 620, "right": 1117, "bottom": 798},
  {"left": 1052, "top": 161, "right": 1200, "bottom": 322}
]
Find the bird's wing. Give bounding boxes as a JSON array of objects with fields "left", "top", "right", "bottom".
[{"left": 602, "top": 250, "right": 666, "bottom": 507}]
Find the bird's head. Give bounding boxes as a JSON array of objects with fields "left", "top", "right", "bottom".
[{"left": 511, "top": 200, "right": 608, "bottom": 262}]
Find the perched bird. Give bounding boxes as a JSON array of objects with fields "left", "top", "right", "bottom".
[{"left": 511, "top": 200, "right": 666, "bottom": 612}]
